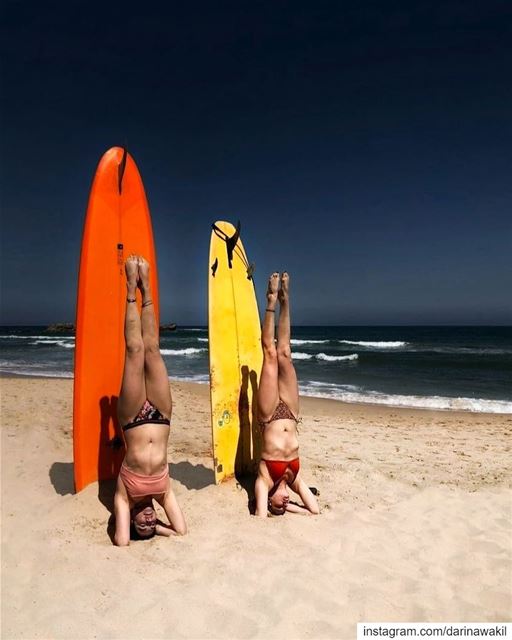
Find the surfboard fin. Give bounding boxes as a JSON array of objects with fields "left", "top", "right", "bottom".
[
  {"left": 211, "top": 257, "right": 218, "bottom": 277},
  {"left": 118, "top": 147, "right": 128, "bottom": 194}
]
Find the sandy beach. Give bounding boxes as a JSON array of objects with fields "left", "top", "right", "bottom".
[{"left": 1, "top": 376, "right": 511, "bottom": 639}]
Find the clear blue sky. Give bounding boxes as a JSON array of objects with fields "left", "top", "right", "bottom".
[{"left": 1, "top": 1, "right": 511, "bottom": 325}]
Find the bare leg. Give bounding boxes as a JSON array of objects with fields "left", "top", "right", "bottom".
[
  {"left": 257, "top": 273, "right": 280, "bottom": 421},
  {"left": 276, "top": 273, "right": 299, "bottom": 416},
  {"left": 138, "top": 257, "right": 172, "bottom": 419},
  {"left": 118, "top": 255, "right": 146, "bottom": 426}
]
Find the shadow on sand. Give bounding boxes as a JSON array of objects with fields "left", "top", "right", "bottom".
[
  {"left": 234, "top": 365, "right": 260, "bottom": 514},
  {"left": 97, "top": 478, "right": 117, "bottom": 543},
  {"left": 170, "top": 461, "right": 214, "bottom": 490},
  {"left": 49, "top": 461, "right": 74, "bottom": 496}
]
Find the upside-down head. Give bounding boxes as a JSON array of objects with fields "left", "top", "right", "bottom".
[
  {"left": 268, "top": 484, "right": 290, "bottom": 516},
  {"left": 131, "top": 503, "right": 157, "bottom": 538}
]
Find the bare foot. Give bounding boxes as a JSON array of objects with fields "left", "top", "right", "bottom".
[
  {"left": 278, "top": 272, "right": 289, "bottom": 303},
  {"left": 137, "top": 256, "right": 150, "bottom": 291},
  {"left": 136, "top": 256, "right": 153, "bottom": 305},
  {"left": 267, "top": 272, "right": 279, "bottom": 310},
  {"left": 125, "top": 255, "right": 139, "bottom": 292}
]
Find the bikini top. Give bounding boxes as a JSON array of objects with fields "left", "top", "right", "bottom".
[
  {"left": 259, "top": 399, "right": 299, "bottom": 428},
  {"left": 123, "top": 399, "right": 170, "bottom": 432}
]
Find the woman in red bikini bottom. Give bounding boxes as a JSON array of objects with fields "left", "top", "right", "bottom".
[
  {"left": 255, "top": 272, "right": 320, "bottom": 517},
  {"left": 113, "top": 255, "right": 187, "bottom": 545}
]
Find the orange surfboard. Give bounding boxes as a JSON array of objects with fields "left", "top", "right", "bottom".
[{"left": 73, "top": 147, "right": 159, "bottom": 492}]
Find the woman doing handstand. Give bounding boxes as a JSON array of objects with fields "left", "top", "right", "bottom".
[
  {"left": 255, "top": 272, "right": 320, "bottom": 517},
  {"left": 114, "top": 255, "right": 187, "bottom": 545}
]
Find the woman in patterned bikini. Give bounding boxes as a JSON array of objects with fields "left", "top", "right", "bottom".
[
  {"left": 255, "top": 272, "right": 320, "bottom": 517},
  {"left": 113, "top": 255, "right": 187, "bottom": 545}
]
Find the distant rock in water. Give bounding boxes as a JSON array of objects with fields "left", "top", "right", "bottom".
[
  {"left": 160, "top": 323, "right": 178, "bottom": 332},
  {"left": 46, "top": 323, "right": 75, "bottom": 334}
]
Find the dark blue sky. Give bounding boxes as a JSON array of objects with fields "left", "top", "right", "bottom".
[{"left": 1, "top": 1, "right": 511, "bottom": 325}]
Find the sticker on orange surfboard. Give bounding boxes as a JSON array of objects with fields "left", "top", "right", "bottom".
[
  {"left": 73, "top": 147, "right": 159, "bottom": 492},
  {"left": 208, "top": 221, "right": 262, "bottom": 484}
]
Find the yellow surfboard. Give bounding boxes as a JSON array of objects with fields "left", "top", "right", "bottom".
[{"left": 208, "top": 221, "right": 263, "bottom": 484}]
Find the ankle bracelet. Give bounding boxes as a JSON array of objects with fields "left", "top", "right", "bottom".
[
  {"left": 142, "top": 300, "right": 153, "bottom": 307},
  {"left": 265, "top": 308, "right": 276, "bottom": 313},
  {"left": 127, "top": 298, "right": 136, "bottom": 303}
]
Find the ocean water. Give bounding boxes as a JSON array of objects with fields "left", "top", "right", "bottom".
[{"left": 1, "top": 326, "right": 511, "bottom": 414}]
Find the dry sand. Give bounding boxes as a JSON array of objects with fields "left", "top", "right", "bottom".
[{"left": 1, "top": 376, "right": 511, "bottom": 639}]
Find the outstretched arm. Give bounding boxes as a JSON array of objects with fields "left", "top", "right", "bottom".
[
  {"left": 288, "top": 477, "right": 320, "bottom": 515},
  {"left": 255, "top": 475, "right": 270, "bottom": 518},
  {"left": 157, "top": 487, "right": 187, "bottom": 536},
  {"left": 114, "top": 478, "right": 131, "bottom": 546}
]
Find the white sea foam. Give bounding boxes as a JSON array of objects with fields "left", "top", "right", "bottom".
[
  {"left": 197, "top": 338, "right": 209, "bottom": 342},
  {"left": 316, "top": 353, "right": 358, "bottom": 362},
  {"left": 160, "top": 348, "right": 206, "bottom": 356},
  {"left": 30, "top": 340, "right": 75, "bottom": 349},
  {"left": 292, "top": 352, "right": 314, "bottom": 360},
  {"left": 13, "top": 370, "right": 74, "bottom": 379},
  {"left": 1, "top": 335, "right": 75, "bottom": 341},
  {"left": 339, "top": 340, "right": 406, "bottom": 348},
  {"left": 169, "top": 374, "right": 209, "bottom": 384},
  {"left": 0, "top": 361, "right": 73, "bottom": 378},
  {"left": 304, "top": 381, "right": 363, "bottom": 392},
  {"left": 299, "top": 382, "right": 512, "bottom": 414},
  {"left": 293, "top": 352, "right": 358, "bottom": 362},
  {"left": 291, "top": 339, "right": 329, "bottom": 345}
]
